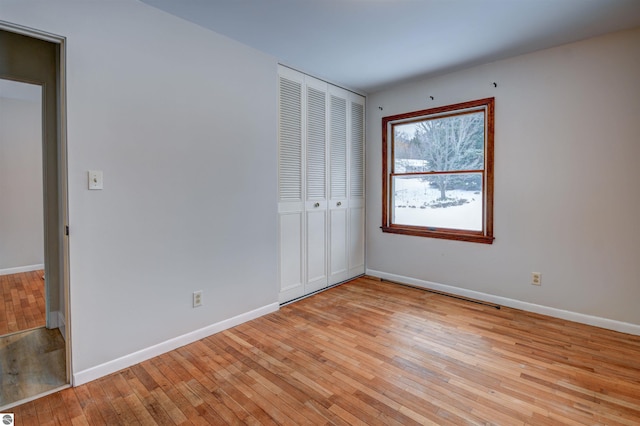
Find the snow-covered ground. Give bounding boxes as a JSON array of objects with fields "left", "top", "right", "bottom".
[{"left": 393, "top": 177, "right": 482, "bottom": 231}]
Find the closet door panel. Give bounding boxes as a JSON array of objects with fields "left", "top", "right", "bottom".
[
  {"left": 278, "top": 69, "right": 305, "bottom": 302},
  {"left": 328, "top": 87, "right": 349, "bottom": 285},
  {"left": 304, "top": 76, "right": 328, "bottom": 293},
  {"left": 348, "top": 200, "right": 365, "bottom": 276},
  {"left": 279, "top": 212, "right": 304, "bottom": 301},
  {"left": 348, "top": 96, "right": 366, "bottom": 278},
  {"left": 329, "top": 207, "right": 349, "bottom": 284},
  {"left": 306, "top": 205, "right": 327, "bottom": 292}
]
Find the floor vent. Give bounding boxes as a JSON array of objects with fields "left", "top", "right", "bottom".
[{"left": 380, "top": 278, "right": 501, "bottom": 310}]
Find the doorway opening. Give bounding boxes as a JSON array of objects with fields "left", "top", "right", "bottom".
[{"left": 0, "top": 23, "right": 70, "bottom": 409}]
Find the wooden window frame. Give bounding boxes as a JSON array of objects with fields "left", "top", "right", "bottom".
[{"left": 381, "top": 98, "right": 495, "bottom": 244}]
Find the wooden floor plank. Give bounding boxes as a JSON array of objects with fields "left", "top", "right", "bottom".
[
  {"left": 8, "top": 277, "right": 640, "bottom": 424},
  {"left": 0, "top": 270, "right": 45, "bottom": 336}
]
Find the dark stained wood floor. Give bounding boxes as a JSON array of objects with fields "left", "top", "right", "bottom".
[
  {"left": 0, "top": 270, "right": 46, "bottom": 336},
  {"left": 9, "top": 277, "right": 640, "bottom": 425}
]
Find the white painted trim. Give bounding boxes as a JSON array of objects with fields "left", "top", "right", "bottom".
[
  {"left": 72, "top": 302, "right": 279, "bottom": 386},
  {"left": 0, "top": 20, "right": 65, "bottom": 43},
  {"left": 366, "top": 269, "right": 640, "bottom": 336},
  {"left": 47, "top": 310, "right": 60, "bottom": 329},
  {"left": 46, "top": 310, "right": 66, "bottom": 341},
  {"left": 0, "top": 264, "right": 45, "bottom": 276}
]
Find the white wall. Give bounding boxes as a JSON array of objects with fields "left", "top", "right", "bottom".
[
  {"left": 0, "top": 91, "right": 44, "bottom": 272},
  {"left": 367, "top": 28, "right": 640, "bottom": 330},
  {"left": 0, "top": 0, "right": 279, "bottom": 377}
]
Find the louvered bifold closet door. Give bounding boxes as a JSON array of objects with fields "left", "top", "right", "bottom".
[
  {"left": 278, "top": 66, "right": 365, "bottom": 303},
  {"left": 304, "top": 77, "right": 329, "bottom": 293},
  {"left": 278, "top": 68, "right": 305, "bottom": 302},
  {"left": 328, "top": 87, "right": 349, "bottom": 285},
  {"left": 349, "top": 95, "right": 366, "bottom": 277}
]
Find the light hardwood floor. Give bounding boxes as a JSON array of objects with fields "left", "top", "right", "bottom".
[
  {"left": 0, "top": 270, "right": 46, "bottom": 336},
  {"left": 9, "top": 277, "right": 640, "bottom": 425}
]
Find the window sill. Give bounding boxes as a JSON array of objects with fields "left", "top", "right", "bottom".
[{"left": 381, "top": 225, "right": 494, "bottom": 244}]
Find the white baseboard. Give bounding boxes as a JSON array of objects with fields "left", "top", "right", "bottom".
[
  {"left": 366, "top": 269, "right": 640, "bottom": 336},
  {"left": 72, "top": 302, "right": 279, "bottom": 386},
  {"left": 0, "top": 264, "right": 45, "bottom": 276}
]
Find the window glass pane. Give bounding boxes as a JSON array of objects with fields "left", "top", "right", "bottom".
[
  {"left": 392, "top": 173, "right": 483, "bottom": 231},
  {"left": 393, "top": 111, "right": 484, "bottom": 173}
]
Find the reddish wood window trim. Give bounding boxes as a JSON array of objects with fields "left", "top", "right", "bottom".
[{"left": 381, "top": 98, "right": 495, "bottom": 244}]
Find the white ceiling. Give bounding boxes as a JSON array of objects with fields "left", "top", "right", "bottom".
[{"left": 141, "top": 0, "right": 640, "bottom": 93}]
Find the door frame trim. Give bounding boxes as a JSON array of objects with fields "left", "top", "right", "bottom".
[{"left": 0, "top": 19, "right": 71, "bottom": 385}]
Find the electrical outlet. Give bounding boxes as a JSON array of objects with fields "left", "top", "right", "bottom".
[
  {"left": 531, "top": 272, "right": 541, "bottom": 286},
  {"left": 193, "top": 290, "right": 203, "bottom": 307}
]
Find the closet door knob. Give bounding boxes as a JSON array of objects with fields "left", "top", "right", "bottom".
[
  {"left": 314, "top": 202, "right": 320, "bottom": 208},
  {"left": 337, "top": 202, "right": 342, "bottom": 206}
]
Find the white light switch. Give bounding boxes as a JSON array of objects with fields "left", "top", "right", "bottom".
[{"left": 88, "top": 170, "right": 103, "bottom": 190}]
